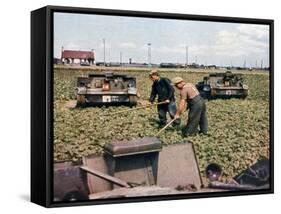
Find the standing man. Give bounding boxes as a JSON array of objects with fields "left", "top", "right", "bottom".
[
  {"left": 149, "top": 69, "right": 179, "bottom": 127},
  {"left": 172, "top": 77, "right": 208, "bottom": 136}
]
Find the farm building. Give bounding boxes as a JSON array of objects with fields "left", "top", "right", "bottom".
[
  {"left": 61, "top": 48, "right": 95, "bottom": 65},
  {"left": 53, "top": 58, "right": 62, "bottom": 64}
]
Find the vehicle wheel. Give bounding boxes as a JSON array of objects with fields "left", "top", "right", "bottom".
[
  {"left": 129, "top": 95, "right": 137, "bottom": 106},
  {"left": 200, "top": 91, "right": 210, "bottom": 99},
  {"left": 243, "top": 91, "right": 248, "bottom": 99},
  {"left": 76, "top": 95, "right": 86, "bottom": 107}
]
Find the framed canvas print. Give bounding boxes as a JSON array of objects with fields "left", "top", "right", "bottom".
[{"left": 31, "top": 5, "right": 274, "bottom": 207}]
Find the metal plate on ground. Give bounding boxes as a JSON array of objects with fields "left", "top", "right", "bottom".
[{"left": 157, "top": 142, "right": 202, "bottom": 189}]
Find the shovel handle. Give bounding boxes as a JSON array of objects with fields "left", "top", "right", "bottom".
[
  {"left": 106, "top": 101, "right": 167, "bottom": 116},
  {"left": 155, "top": 118, "right": 176, "bottom": 136}
]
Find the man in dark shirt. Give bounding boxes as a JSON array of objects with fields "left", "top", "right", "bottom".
[{"left": 149, "top": 70, "right": 179, "bottom": 127}]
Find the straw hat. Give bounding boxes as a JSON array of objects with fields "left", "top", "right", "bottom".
[
  {"left": 172, "top": 77, "right": 184, "bottom": 85},
  {"left": 149, "top": 69, "right": 159, "bottom": 76}
]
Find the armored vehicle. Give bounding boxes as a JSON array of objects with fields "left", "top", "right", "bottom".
[
  {"left": 196, "top": 71, "right": 249, "bottom": 99},
  {"left": 54, "top": 137, "right": 269, "bottom": 202},
  {"left": 54, "top": 139, "right": 203, "bottom": 201},
  {"left": 76, "top": 72, "right": 138, "bottom": 107}
]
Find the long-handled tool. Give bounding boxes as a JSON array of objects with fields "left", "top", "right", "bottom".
[
  {"left": 80, "top": 166, "right": 130, "bottom": 188},
  {"left": 106, "top": 101, "right": 167, "bottom": 116},
  {"left": 155, "top": 118, "right": 176, "bottom": 136}
]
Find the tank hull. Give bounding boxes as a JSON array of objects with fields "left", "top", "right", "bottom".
[
  {"left": 76, "top": 72, "right": 138, "bottom": 106},
  {"left": 196, "top": 71, "right": 249, "bottom": 99}
]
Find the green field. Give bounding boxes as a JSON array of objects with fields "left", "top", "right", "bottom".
[{"left": 54, "top": 66, "right": 270, "bottom": 183}]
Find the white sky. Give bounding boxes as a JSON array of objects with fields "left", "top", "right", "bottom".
[{"left": 54, "top": 12, "right": 270, "bottom": 67}]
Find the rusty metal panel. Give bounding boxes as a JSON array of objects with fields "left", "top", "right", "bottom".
[
  {"left": 82, "top": 154, "right": 112, "bottom": 194},
  {"left": 53, "top": 162, "right": 89, "bottom": 201},
  {"left": 157, "top": 142, "right": 202, "bottom": 189},
  {"left": 104, "top": 137, "right": 162, "bottom": 157},
  {"left": 89, "top": 186, "right": 182, "bottom": 199},
  {"left": 109, "top": 153, "right": 159, "bottom": 188}
]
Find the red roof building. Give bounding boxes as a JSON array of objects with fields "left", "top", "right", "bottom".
[
  {"left": 61, "top": 48, "right": 95, "bottom": 64},
  {"left": 62, "top": 50, "right": 94, "bottom": 59}
]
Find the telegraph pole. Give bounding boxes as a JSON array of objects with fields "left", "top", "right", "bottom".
[
  {"left": 120, "top": 52, "right": 122, "bottom": 66},
  {"left": 91, "top": 49, "right": 95, "bottom": 65},
  {"left": 147, "top": 43, "right": 152, "bottom": 67},
  {"left": 185, "top": 46, "right": 189, "bottom": 67},
  {"left": 103, "top": 38, "right": 106, "bottom": 66},
  {"left": 243, "top": 59, "right": 246, "bottom": 68}
]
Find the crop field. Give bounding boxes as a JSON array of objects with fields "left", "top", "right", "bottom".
[{"left": 53, "top": 66, "right": 270, "bottom": 183}]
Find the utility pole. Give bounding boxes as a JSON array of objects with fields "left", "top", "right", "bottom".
[
  {"left": 243, "top": 59, "right": 246, "bottom": 68},
  {"left": 103, "top": 38, "right": 106, "bottom": 66},
  {"left": 61, "top": 46, "right": 64, "bottom": 60},
  {"left": 147, "top": 43, "right": 151, "bottom": 67},
  {"left": 185, "top": 46, "right": 189, "bottom": 67},
  {"left": 91, "top": 49, "right": 95, "bottom": 65},
  {"left": 261, "top": 59, "right": 263, "bottom": 69},
  {"left": 120, "top": 52, "right": 122, "bottom": 66}
]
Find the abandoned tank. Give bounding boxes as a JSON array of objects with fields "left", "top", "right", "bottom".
[
  {"left": 76, "top": 71, "right": 138, "bottom": 107},
  {"left": 53, "top": 137, "right": 269, "bottom": 202},
  {"left": 196, "top": 71, "right": 249, "bottom": 99}
]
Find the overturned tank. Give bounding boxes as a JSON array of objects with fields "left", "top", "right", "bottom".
[
  {"left": 76, "top": 71, "right": 138, "bottom": 107},
  {"left": 196, "top": 71, "right": 249, "bottom": 99},
  {"left": 53, "top": 136, "right": 270, "bottom": 202},
  {"left": 53, "top": 138, "right": 204, "bottom": 201}
]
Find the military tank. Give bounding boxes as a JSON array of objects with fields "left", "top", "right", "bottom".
[
  {"left": 76, "top": 71, "right": 138, "bottom": 107},
  {"left": 53, "top": 137, "right": 269, "bottom": 202},
  {"left": 54, "top": 139, "right": 204, "bottom": 202},
  {"left": 196, "top": 71, "right": 249, "bottom": 99}
]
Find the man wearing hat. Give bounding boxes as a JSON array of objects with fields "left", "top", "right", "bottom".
[
  {"left": 172, "top": 76, "right": 208, "bottom": 136},
  {"left": 149, "top": 69, "right": 179, "bottom": 127}
]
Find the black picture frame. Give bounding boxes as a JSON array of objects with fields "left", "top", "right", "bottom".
[{"left": 31, "top": 5, "right": 274, "bottom": 208}]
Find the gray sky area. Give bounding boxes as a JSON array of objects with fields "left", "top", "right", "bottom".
[{"left": 54, "top": 12, "right": 269, "bottom": 67}]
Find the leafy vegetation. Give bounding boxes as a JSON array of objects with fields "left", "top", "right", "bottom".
[{"left": 54, "top": 67, "right": 270, "bottom": 182}]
